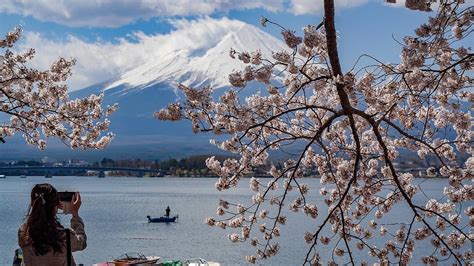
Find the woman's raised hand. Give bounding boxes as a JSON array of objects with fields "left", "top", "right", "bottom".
[{"left": 70, "top": 192, "right": 81, "bottom": 217}]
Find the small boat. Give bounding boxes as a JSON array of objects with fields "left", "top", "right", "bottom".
[
  {"left": 20, "top": 175, "right": 26, "bottom": 178},
  {"left": 147, "top": 215, "right": 178, "bottom": 223},
  {"left": 0, "top": 175, "right": 5, "bottom": 178},
  {"left": 93, "top": 252, "right": 160, "bottom": 266}
]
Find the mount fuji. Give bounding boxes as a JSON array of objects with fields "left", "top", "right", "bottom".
[{"left": 63, "top": 18, "right": 288, "bottom": 159}]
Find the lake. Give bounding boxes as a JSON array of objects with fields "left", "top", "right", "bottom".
[{"left": 0, "top": 176, "right": 468, "bottom": 265}]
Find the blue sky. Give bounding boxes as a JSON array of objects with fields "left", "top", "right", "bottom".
[{"left": 0, "top": 0, "right": 456, "bottom": 90}]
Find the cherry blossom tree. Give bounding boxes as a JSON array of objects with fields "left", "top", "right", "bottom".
[
  {"left": 157, "top": 0, "right": 472, "bottom": 264},
  {"left": 0, "top": 27, "right": 116, "bottom": 150}
]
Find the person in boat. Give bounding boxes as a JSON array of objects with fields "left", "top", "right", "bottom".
[
  {"left": 18, "top": 183, "right": 86, "bottom": 266},
  {"left": 165, "top": 206, "right": 171, "bottom": 218}
]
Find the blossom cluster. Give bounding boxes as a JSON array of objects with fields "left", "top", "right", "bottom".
[{"left": 0, "top": 27, "right": 116, "bottom": 149}]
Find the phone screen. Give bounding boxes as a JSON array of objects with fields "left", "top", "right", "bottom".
[
  {"left": 57, "top": 192, "right": 75, "bottom": 215},
  {"left": 58, "top": 191, "right": 75, "bottom": 202}
]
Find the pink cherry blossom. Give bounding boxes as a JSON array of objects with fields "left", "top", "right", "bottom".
[{"left": 1, "top": 27, "right": 115, "bottom": 149}]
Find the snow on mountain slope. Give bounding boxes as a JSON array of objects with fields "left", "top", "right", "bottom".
[{"left": 103, "top": 19, "right": 288, "bottom": 93}]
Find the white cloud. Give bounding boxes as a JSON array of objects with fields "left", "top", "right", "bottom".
[
  {"left": 289, "top": 0, "right": 369, "bottom": 15},
  {"left": 0, "top": 0, "right": 284, "bottom": 28},
  {"left": 17, "top": 17, "right": 247, "bottom": 90},
  {"left": 4, "top": 0, "right": 471, "bottom": 27}
]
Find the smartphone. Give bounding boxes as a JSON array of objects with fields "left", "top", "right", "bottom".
[{"left": 58, "top": 191, "right": 75, "bottom": 215}]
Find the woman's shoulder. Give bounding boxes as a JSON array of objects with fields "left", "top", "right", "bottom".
[
  {"left": 18, "top": 223, "right": 29, "bottom": 246},
  {"left": 18, "top": 223, "right": 27, "bottom": 235}
]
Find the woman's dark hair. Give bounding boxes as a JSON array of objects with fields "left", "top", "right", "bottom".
[{"left": 20, "top": 183, "right": 64, "bottom": 255}]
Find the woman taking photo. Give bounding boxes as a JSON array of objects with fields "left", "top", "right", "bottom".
[{"left": 18, "top": 183, "right": 86, "bottom": 266}]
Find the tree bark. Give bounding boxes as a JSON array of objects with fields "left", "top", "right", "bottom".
[{"left": 323, "top": 0, "right": 353, "bottom": 113}]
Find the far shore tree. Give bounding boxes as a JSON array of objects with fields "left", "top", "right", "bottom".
[
  {"left": 0, "top": 27, "right": 116, "bottom": 150},
  {"left": 158, "top": 0, "right": 472, "bottom": 264}
]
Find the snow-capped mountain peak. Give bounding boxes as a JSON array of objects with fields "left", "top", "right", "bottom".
[{"left": 103, "top": 18, "right": 288, "bottom": 92}]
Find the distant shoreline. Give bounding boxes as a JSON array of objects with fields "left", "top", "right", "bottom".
[{"left": 0, "top": 174, "right": 449, "bottom": 179}]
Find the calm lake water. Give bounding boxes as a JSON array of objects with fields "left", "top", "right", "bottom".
[{"left": 0, "top": 176, "right": 468, "bottom": 265}]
